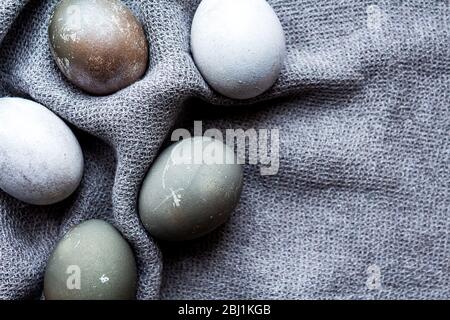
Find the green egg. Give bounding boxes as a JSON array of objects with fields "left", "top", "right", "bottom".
[
  {"left": 44, "top": 219, "right": 137, "bottom": 300},
  {"left": 139, "top": 137, "right": 244, "bottom": 241}
]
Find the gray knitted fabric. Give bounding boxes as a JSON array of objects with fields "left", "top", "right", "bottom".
[{"left": 0, "top": 0, "right": 449, "bottom": 300}]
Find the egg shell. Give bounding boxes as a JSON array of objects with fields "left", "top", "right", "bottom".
[
  {"left": 139, "top": 137, "right": 244, "bottom": 241},
  {"left": 48, "top": 0, "right": 148, "bottom": 95},
  {"left": 0, "top": 97, "right": 84, "bottom": 205},
  {"left": 191, "top": 0, "right": 286, "bottom": 99},
  {"left": 44, "top": 219, "right": 137, "bottom": 300}
]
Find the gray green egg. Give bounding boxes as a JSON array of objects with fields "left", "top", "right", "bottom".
[
  {"left": 44, "top": 219, "right": 137, "bottom": 300},
  {"left": 48, "top": 0, "right": 148, "bottom": 95},
  {"left": 139, "top": 137, "right": 244, "bottom": 241}
]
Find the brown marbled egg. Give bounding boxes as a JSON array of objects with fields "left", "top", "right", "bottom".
[{"left": 49, "top": 0, "right": 148, "bottom": 95}]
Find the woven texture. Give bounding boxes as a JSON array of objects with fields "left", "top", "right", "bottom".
[{"left": 0, "top": 0, "right": 449, "bottom": 300}]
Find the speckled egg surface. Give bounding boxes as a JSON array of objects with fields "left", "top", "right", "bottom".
[
  {"left": 139, "top": 137, "right": 244, "bottom": 241},
  {"left": 191, "top": 0, "right": 286, "bottom": 100},
  {"left": 48, "top": 0, "right": 148, "bottom": 95},
  {"left": 44, "top": 219, "right": 137, "bottom": 300},
  {"left": 0, "top": 97, "right": 84, "bottom": 205}
]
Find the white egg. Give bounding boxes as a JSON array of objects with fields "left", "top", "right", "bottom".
[
  {"left": 191, "top": 0, "right": 286, "bottom": 100},
  {"left": 0, "top": 97, "right": 84, "bottom": 205}
]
